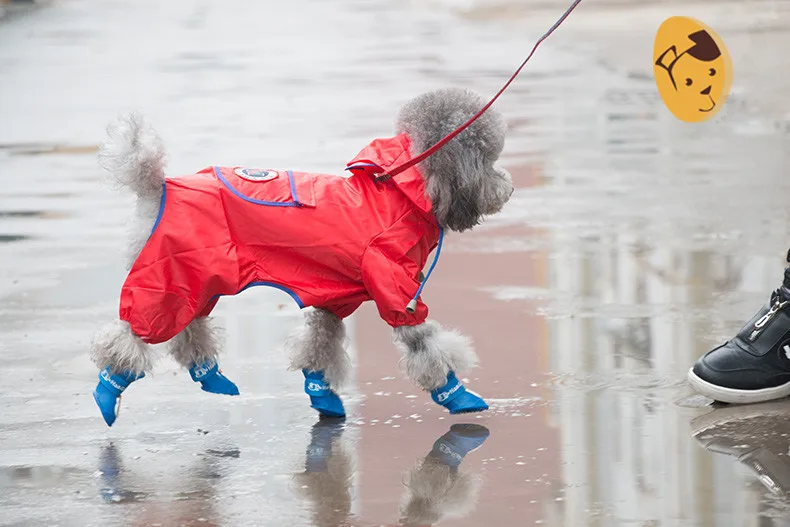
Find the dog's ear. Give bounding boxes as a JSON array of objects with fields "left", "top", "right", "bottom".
[
  {"left": 687, "top": 30, "right": 720, "bottom": 61},
  {"left": 395, "top": 88, "right": 507, "bottom": 232},
  {"left": 423, "top": 147, "right": 485, "bottom": 232}
]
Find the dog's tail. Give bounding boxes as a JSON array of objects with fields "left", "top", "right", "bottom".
[{"left": 98, "top": 113, "right": 166, "bottom": 199}]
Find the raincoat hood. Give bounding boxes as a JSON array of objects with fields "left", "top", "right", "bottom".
[{"left": 345, "top": 133, "right": 434, "bottom": 218}]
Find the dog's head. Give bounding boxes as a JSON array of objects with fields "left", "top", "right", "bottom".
[{"left": 395, "top": 88, "right": 513, "bottom": 232}]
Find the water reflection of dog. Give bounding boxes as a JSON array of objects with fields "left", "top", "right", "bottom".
[
  {"left": 398, "top": 424, "right": 488, "bottom": 526},
  {"left": 691, "top": 401, "right": 790, "bottom": 497},
  {"left": 292, "top": 418, "right": 355, "bottom": 527},
  {"left": 293, "top": 420, "right": 489, "bottom": 526},
  {"left": 97, "top": 441, "right": 238, "bottom": 526}
]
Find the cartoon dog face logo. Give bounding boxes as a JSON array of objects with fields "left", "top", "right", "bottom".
[{"left": 653, "top": 17, "right": 732, "bottom": 122}]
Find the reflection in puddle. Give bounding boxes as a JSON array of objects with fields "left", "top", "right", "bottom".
[
  {"left": 0, "top": 210, "right": 69, "bottom": 219},
  {"left": 0, "top": 465, "right": 85, "bottom": 489},
  {"left": 399, "top": 424, "right": 488, "bottom": 525},
  {"left": 202, "top": 448, "right": 241, "bottom": 459},
  {"left": 96, "top": 441, "right": 235, "bottom": 525},
  {"left": 293, "top": 419, "right": 489, "bottom": 526},
  {"left": 98, "top": 444, "right": 148, "bottom": 504},
  {"left": 0, "top": 234, "right": 31, "bottom": 243},
  {"left": 692, "top": 402, "right": 790, "bottom": 498},
  {"left": 0, "top": 143, "right": 98, "bottom": 156},
  {"left": 0, "top": 210, "right": 72, "bottom": 245}
]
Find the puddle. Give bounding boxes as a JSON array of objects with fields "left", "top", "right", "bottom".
[
  {"left": 0, "top": 143, "right": 99, "bottom": 156},
  {"left": 202, "top": 448, "right": 241, "bottom": 459},
  {"left": 0, "top": 234, "right": 31, "bottom": 243},
  {"left": 0, "top": 465, "right": 86, "bottom": 488},
  {"left": 0, "top": 210, "right": 70, "bottom": 219}
]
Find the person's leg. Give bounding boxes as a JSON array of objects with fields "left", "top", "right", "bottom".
[{"left": 689, "top": 249, "right": 790, "bottom": 404}]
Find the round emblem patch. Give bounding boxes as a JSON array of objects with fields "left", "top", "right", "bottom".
[{"left": 234, "top": 168, "right": 278, "bottom": 182}]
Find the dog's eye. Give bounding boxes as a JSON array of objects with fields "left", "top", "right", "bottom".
[
  {"left": 685, "top": 78, "right": 693, "bottom": 86},
  {"left": 709, "top": 68, "right": 716, "bottom": 76}
]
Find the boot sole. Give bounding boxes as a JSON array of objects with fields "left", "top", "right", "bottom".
[
  {"left": 687, "top": 368, "right": 790, "bottom": 404},
  {"left": 449, "top": 408, "right": 489, "bottom": 415}
]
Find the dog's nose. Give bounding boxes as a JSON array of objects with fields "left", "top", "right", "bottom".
[{"left": 700, "top": 85, "right": 711, "bottom": 96}]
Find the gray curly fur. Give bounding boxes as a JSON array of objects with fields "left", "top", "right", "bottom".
[
  {"left": 98, "top": 113, "right": 166, "bottom": 270},
  {"left": 393, "top": 320, "right": 479, "bottom": 391},
  {"left": 396, "top": 88, "right": 512, "bottom": 232},
  {"left": 99, "top": 113, "right": 166, "bottom": 199},
  {"left": 168, "top": 317, "right": 222, "bottom": 368},
  {"left": 285, "top": 308, "right": 351, "bottom": 389},
  {"left": 90, "top": 320, "right": 153, "bottom": 375}
]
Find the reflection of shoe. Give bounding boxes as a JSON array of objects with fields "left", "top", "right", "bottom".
[
  {"left": 689, "top": 271, "right": 790, "bottom": 404},
  {"left": 189, "top": 361, "right": 240, "bottom": 396},
  {"left": 691, "top": 401, "right": 790, "bottom": 495},
  {"left": 431, "top": 372, "right": 489, "bottom": 414},
  {"left": 429, "top": 424, "right": 490, "bottom": 468},
  {"left": 93, "top": 368, "right": 145, "bottom": 427},
  {"left": 303, "top": 369, "right": 346, "bottom": 418},
  {"left": 305, "top": 418, "right": 346, "bottom": 473}
]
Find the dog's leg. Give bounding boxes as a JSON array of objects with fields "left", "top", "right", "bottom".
[
  {"left": 286, "top": 308, "right": 350, "bottom": 418},
  {"left": 90, "top": 320, "right": 152, "bottom": 426},
  {"left": 393, "top": 320, "right": 488, "bottom": 414},
  {"left": 90, "top": 114, "right": 168, "bottom": 426},
  {"left": 168, "top": 317, "right": 239, "bottom": 396}
]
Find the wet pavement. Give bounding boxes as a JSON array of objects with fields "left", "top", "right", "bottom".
[{"left": 4, "top": 0, "right": 790, "bottom": 525}]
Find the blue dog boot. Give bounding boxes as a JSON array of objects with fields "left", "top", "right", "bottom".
[
  {"left": 189, "top": 361, "right": 240, "bottom": 396},
  {"left": 431, "top": 371, "right": 489, "bottom": 415},
  {"left": 429, "top": 423, "right": 491, "bottom": 468},
  {"left": 303, "top": 369, "right": 346, "bottom": 418},
  {"left": 93, "top": 367, "right": 145, "bottom": 427}
]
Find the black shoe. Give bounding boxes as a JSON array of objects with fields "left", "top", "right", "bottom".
[
  {"left": 691, "top": 401, "right": 790, "bottom": 495},
  {"left": 689, "top": 283, "right": 790, "bottom": 404}
]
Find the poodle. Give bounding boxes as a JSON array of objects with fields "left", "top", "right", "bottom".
[{"left": 89, "top": 87, "right": 513, "bottom": 426}]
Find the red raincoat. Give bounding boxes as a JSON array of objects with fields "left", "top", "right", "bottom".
[{"left": 119, "top": 133, "right": 441, "bottom": 344}]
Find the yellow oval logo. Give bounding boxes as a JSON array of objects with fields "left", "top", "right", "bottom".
[{"left": 653, "top": 16, "right": 733, "bottom": 123}]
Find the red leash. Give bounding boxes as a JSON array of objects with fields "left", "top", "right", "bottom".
[{"left": 385, "top": 0, "right": 585, "bottom": 179}]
